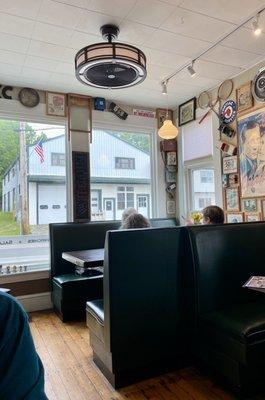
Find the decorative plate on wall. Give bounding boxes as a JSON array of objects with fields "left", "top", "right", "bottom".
[{"left": 18, "top": 88, "right": 40, "bottom": 108}]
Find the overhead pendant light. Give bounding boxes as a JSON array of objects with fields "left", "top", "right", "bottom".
[
  {"left": 187, "top": 61, "right": 196, "bottom": 77},
  {"left": 158, "top": 83, "right": 178, "bottom": 139},
  {"left": 75, "top": 24, "right": 147, "bottom": 89},
  {"left": 252, "top": 14, "right": 262, "bottom": 36}
]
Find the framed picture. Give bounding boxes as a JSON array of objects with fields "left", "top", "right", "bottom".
[
  {"left": 165, "top": 170, "right": 176, "bottom": 183},
  {"left": 238, "top": 107, "right": 265, "bottom": 198},
  {"left": 225, "top": 187, "right": 240, "bottom": 211},
  {"left": 245, "top": 212, "right": 261, "bottom": 222},
  {"left": 242, "top": 198, "right": 258, "bottom": 212},
  {"left": 166, "top": 152, "right": 177, "bottom": 166},
  {"left": 228, "top": 173, "right": 239, "bottom": 187},
  {"left": 222, "top": 155, "right": 238, "bottom": 174},
  {"left": 178, "top": 97, "right": 196, "bottom": 126},
  {"left": 236, "top": 81, "right": 253, "bottom": 113},
  {"left": 222, "top": 174, "right": 228, "bottom": 188},
  {"left": 166, "top": 200, "right": 176, "bottom": 214},
  {"left": 226, "top": 212, "right": 244, "bottom": 223},
  {"left": 156, "top": 108, "right": 173, "bottom": 129},
  {"left": 46, "top": 91, "right": 67, "bottom": 117}
]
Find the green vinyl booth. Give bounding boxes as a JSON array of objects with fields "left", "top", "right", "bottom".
[
  {"left": 49, "top": 218, "right": 177, "bottom": 322},
  {"left": 186, "top": 222, "right": 265, "bottom": 393},
  {"left": 86, "top": 226, "right": 186, "bottom": 388}
]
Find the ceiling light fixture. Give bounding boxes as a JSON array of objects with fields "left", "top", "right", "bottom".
[
  {"left": 187, "top": 61, "right": 196, "bottom": 77},
  {"left": 75, "top": 24, "right": 147, "bottom": 89},
  {"left": 162, "top": 81, "right": 168, "bottom": 95},
  {"left": 252, "top": 14, "right": 262, "bottom": 36}
]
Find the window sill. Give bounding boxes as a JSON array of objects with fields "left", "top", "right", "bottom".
[{"left": 0, "top": 269, "right": 49, "bottom": 284}]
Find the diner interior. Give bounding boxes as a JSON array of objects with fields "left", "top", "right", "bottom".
[{"left": 3, "top": 0, "right": 265, "bottom": 399}]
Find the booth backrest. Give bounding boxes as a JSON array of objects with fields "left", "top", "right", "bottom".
[
  {"left": 187, "top": 222, "right": 265, "bottom": 317},
  {"left": 49, "top": 218, "right": 178, "bottom": 278},
  {"left": 49, "top": 221, "right": 120, "bottom": 278},
  {"left": 103, "top": 227, "right": 186, "bottom": 365}
]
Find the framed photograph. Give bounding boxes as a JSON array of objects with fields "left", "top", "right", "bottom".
[
  {"left": 245, "top": 212, "right": 261, "bottom": 222},
  {"left": 226, "top": 212, "right": 244, "bottom": 223},
  {"left": 222, "top": 174, "right": 228, "bottom": 188},
  {"left": 242, "top": 198, "right": 258, "bottom": 212},
  {"left": 166, "top": 200, "right": 176, "bottom": 214},
  {"left": 222, "top": 155, "right": 238, "bottom": 174},
  {"left": 225, "top": 187, "right": 240, "bottom": 211},
  {"left": 236, "top": 81, "right": 253, "bottom": 113},
  {"left": 228, "top": 173, "right": 239, "bottom": 187},
  {"left": 46, "top": 91, "right": 67, "bottom": 117},
  {"left": 156, "top": 108, "right": 173, "bottom": 129},
  {"left": 238, "top": 107, "right": 265, "bottom": 198},
  {"left": 166, "top": 152, "right": 177, "bottom": 166},
  {"left": 178, "top": 97, "right": 196, "bottom": 126},
  {"left": 165, "top": 170, "right": 176, "bottom": 183}
]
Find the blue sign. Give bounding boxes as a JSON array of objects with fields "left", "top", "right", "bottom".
[{"left": 221, "top": 100, "right": 237, "bottom": 124}]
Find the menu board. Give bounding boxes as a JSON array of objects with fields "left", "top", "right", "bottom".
[{"left": 72, "top": 151, "right": 90, "bottom": 221}]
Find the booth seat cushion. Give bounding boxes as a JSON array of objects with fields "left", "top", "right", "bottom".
[
  {"left": 200, "top": 302, "right": 265, "bottom": 365},
  {"left": 86, "top": 299, "right": 104, "bottom": 343},
  {"left": 53, "top": 273, "right": 103, "bottom": 298}
]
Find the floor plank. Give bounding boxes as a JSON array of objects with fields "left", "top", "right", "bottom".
[{"left": 29, "top": 311, "right": 260, "bottom": 400}]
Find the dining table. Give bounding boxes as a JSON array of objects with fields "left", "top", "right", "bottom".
[{"left": 62, "top": 248, "right": 104, "bottom": 269}]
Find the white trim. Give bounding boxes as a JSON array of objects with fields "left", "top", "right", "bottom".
[
  {"left": 0, "top": 269, "right": 49, "bottom": 284},
  {"left": 16, "top": 292, "right": 52, "bottom": 312}
]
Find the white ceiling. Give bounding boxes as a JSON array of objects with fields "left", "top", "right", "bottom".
[{"left": 0, "top": 0, "right": 265, "bottom": 108}]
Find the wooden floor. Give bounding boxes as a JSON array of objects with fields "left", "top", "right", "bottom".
[{"left": 30, "top": 311, "right": 263, "bottom": 400}]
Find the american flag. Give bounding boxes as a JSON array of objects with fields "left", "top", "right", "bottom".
[{"left": 34, "top": 139, "right": 44, "bottom": 163}]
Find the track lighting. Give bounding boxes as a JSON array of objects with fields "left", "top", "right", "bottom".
[
  {"left": 187, "top": 61, "right": 196, "bottom": 77},
  {"left": 252, "top": 14, "right": 262, "bottom": 36},
  {"left": 162, "top": 81, "right": 167, "bottom": 95}
]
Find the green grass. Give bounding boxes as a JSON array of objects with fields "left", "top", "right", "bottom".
[{"left": 0, "top": 211, "right": 20, "bottom": 236}]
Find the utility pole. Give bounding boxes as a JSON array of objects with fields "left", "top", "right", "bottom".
[{"left": 19, "top": 121, "right": 30, "bottom": 235}]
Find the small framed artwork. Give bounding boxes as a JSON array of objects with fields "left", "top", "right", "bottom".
[
  {"left": 222, "top": 174, "right": 228, "bottom": 188},
  {"left": 156, "top": 108, "right": 173, "bottom": 129},
  {"left": 225, "top": 187, "right": 240, "bottom": 211},
  {"left": 178, "top": 97, "right": 196, "bottom": 126},
  {"left": 245, "top": 212, "right": 261, "bottom": 222},
  {"left": 222, "top": 155, "right": 238, "bottom": 174},
  {"left": 166, "top": 200, "right": 176, "bottom": 214},
  {"left": 165, "top": 170, "right": 177, "bottom": 183},
  {"left": 226, "top": 212, "right": 244, "bottom": 223},
  {"left": 228, "top": 173, "right": 239, "bottom": 187},
  {"left": 166, "top": 152, "right": 177, "bottom": 166},
  {"left": 236, "top": 81, "right": 253, "bottom": 113},
  {"left": 242, "top": 198, "right": 258, "bottom": 212},
  {"left": 46, "top": 91, "right": 67, "bottom": 117}
]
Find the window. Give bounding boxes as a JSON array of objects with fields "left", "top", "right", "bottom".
[
  {"left": 190, "top": 168, "right": 215, "bottom": 211},
  {"left": 51, "top": 152, "right": 65, "bottom": 166},
  {"left": 0, "top": 120, "right": 67, "bottom": 276},
  {"left": 200, "top": 170, "right": 213, "bottom": 183},
  {"left": 90, "top": 129, "right": 152, "bottom": 221},
  {"left": 138, "top": 196, "right": 147, "bottom": 208},
  {"left": 115, "top": 157, "right": 135, "bottom": 169}
]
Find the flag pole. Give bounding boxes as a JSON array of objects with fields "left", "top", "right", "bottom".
[{"left": 19, "top": 121, "right": 30, "bottom": 235}]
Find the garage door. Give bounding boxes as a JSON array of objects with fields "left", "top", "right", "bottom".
[{"left": 38, "top": 184, "right": 66, "bottom": 224}]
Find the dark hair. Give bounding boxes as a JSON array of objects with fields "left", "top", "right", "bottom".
[
  {"left": 121, "top": 213, "right": 151, "bottom": 229},
  {"left": 202, "top": 206, "right": 224, "bottom": 224},
  {"left": 242, "top": 121, "right": 260, "bottom": 143}
]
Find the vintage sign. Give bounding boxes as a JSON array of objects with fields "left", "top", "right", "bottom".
[
  {"left": 220, "top": 100, "right": 237, "bottom": 124},
  {"left": 0, "top": 85, "right": 13, "bottom": 99}
]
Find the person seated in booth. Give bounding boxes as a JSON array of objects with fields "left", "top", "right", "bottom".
[
  {"left": 121, "top": 212, "right": 151, "bottom": 229},
  {"left": 121, "top": 207, "right": 137, "bottom": 224},
  {"left": 0, "top": 292, "right": 47, "bottom": 400},
  {"left": 202, "top": 205, "right": 225, "bottom": 225}
]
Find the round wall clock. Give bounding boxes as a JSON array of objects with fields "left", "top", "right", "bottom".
[{"left": 18, "top": 88, "right": 40, "bottom": 108}]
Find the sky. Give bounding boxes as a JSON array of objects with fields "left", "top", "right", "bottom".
[{"left": 28, "top": 123, "right": 65, "bottom": 138}]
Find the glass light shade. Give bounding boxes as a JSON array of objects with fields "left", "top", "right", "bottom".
[{"left": 158, "top": 119, "right": 178, "bottom": 139}]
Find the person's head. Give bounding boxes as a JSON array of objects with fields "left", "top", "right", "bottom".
[
  {"left": 121, "top": 212, "right": 151, "bottom": 229},
  {"left": 121, "top": 207, "right": 137, "bottom": 223},
  {"left": 242, "top": 122, "right": 261, "bottom": 160},
  {"left": 202, "top": 205, "right": 224, "bottom": 225}
]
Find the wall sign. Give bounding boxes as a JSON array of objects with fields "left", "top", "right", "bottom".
[
  {"left": 72, "top": 151, "right": 90, "bottom": 221},
  {"left": 220, "top": 100, "right": 237, "bottom": 124},
  {"left": 0, "top": 85, "right": 13, "bottom": 99}
]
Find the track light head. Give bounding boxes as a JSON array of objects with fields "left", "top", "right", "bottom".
[
  {"left": 187, "top": 62, "right": 196, "bottom": 77},
  {"left": 162, "top": 81, "right": 167, "bottom": 95},
  {"left": 252, "top": 14, "right": 262, "bottom": 36}
]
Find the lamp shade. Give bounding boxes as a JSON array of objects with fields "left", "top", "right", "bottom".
[{"left": 158, "top": 119, "right": 178, "bottom": 139}]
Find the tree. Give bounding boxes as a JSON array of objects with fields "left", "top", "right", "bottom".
[
  {"left": 0, "top": 120, "right": 47, "bottom": 209},
  {"left": 115, "top": 132, "right": 150, "bottom": 153}
]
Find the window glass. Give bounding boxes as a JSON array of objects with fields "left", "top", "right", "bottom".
[
  {"left": 190, "top": 168, "right": 215, "bottom": 211},
  {"left": 0, "top": 120, "right": 67, "bottom": 275},
  {"left": 90, "top": 129, "right": 152, "bottom": 220}
]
